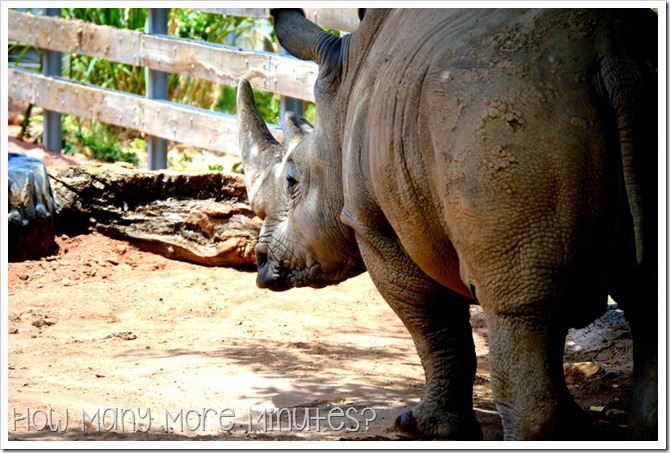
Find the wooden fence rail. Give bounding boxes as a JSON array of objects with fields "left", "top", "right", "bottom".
[
  {"left": 9, "top": 66, "right": 273, "bottom": 153},
  {"left": 7, "top": 8, "right": 360, "bottom": 161},
  {"left": 8, "top": 10, "right": 319, "bottom": 102}
]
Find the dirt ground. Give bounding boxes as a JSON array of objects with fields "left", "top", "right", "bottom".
[
  {"left": 6, "top": 232, "right": 635, "bottom": 443},
  {"left": 5, "top": 132, "right": 636, "bottom": 444}
]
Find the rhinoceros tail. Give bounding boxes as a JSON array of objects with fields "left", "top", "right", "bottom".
[{"left": 596, "top": 16, "right": 657, "bottom": 269}]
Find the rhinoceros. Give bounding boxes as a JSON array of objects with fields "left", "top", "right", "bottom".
[{"left": 236, "top": 9, "right": 658, "bottom": 440}]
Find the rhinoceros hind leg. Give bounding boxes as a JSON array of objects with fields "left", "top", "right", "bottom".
[{"left": 482, "top": 307, "right": 592, "bottom": 440}]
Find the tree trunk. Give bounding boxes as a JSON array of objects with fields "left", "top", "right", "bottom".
[{"left": 47, "top": 163, "right": 260, "bottom": 267}]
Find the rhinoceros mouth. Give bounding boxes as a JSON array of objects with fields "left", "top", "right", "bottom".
[
  {"left": 257, "top": 267, "right": 289, "bottom": 291},
  {"left": 255, "top": 246, "right": 288, "bottom": 291},
  {"left": 255, "top": 244, "right": 331, "bottom": 292}
]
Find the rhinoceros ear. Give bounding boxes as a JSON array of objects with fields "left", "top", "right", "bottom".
[
  {"left": 237, "top": 78, "right": 283, "bottom": 206},
  {"left": 271, "top": 9, "right": 342, "bottom": 71},
  {"left": 282, "top": 111, "right": 313, "bottom": 153}
]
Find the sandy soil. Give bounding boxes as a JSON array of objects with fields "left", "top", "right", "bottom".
[
  {"left": 5, "top": 134, "right": 636, "bottom": 444},
  {"left": 6, "top": 231, "right": 634, "bottom": 444}
]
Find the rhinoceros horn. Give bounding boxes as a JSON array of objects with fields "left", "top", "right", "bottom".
[
  {"left": 271, "top": 9, "right": 341, "bottom": 69},
  {"left": 236, "top": 78, "right": 283, "bottom": 207}
]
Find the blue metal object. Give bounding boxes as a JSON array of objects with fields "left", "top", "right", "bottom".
[
  {"left": 42, "top": 8, "right": 62, "bottom": 153},
  {"left": 146, "top": 8, "right": 169, "bottom": 170}
]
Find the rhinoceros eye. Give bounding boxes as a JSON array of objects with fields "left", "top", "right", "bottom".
[
  {"left": 286, "top": 161, "right": 299, "bottom": 196},
  {"left": 287, "top": 175, "right": 298, "bottom": 192}
]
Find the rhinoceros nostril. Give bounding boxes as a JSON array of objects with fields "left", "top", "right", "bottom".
[
  {"left": 255, "top": 246, "right": 268, "bottom": 271},
  {"left": 256, "top": 252, "right": 267, "bottom": 270}
]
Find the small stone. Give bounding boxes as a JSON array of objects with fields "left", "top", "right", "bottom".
[
  {"left": 9, "top": 326, "right": 19, "bottom": 334},
  {"left": 101, "top": 331, "right": 137, "bottom": 342},
  {"left": 31, "top": 318, "right": 54, "bottom": 328},
  {"left": 564, "top": 361, "right": 600, "bottom": 379},
  {"left": 487, "top": 107, "right": 500, "bottom": 118}
]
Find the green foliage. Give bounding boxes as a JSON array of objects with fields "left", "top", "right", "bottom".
[
  {"left": 62, "top": 8, "right": 147, "bottom": 94},
  {"left": 208, "top": 164, "right": 224, "bottom": 172},
  {"left": 252, "top": 89, "right": 282, "bottom": 125},
  {"left": 8, "top": 42, "right": 41, "bottom": 70},
  {"left": 167, "top": 9, "right": 279, "bottom": 123},
  {"left": 214, "top": 85, "right": 283, "bottom": 126},
  {"left": 170, "top": 9, "right": 271, "bottom": 45},
  {"left": 57, "top": 9, "right": 146, "bottom": 165},
  {"left": 62, "top": 115, "right": 139, "bottom": 165},
  {"left": 304, "top": 103, "right": 316, "bottom": 126},
  {"left": 232, "top": 161, "right": 244, "bottom": 173}
]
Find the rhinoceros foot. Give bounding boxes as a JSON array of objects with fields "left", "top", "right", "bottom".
[{"left": 394, "top": 405, "right": 483, "bottom": 441}]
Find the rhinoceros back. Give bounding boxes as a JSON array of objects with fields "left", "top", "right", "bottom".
[{"left": 344, "top": 9, "right": 655, "bottom": 313}]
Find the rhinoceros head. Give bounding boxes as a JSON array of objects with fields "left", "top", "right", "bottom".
[{"left": 237, "top": 11, "right": 365, "bottom": 290}]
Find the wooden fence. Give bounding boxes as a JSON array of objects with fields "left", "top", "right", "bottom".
[{"left": 7, "top": 8, "right": 360, "bottom": 168}]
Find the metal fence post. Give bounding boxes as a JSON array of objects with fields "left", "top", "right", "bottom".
[
  {"left": 42, "top": 8, "right": 62, "bottom": 153},
  {"left": 280, "top": 94, "right": 304, "bottom": 118},
  {"left": 146, "top": 8, "right": 169, "bottom": 170}
]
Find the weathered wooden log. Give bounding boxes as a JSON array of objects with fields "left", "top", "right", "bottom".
[{"left": 47, "top": 164, "right": 261, "bottom": 267}]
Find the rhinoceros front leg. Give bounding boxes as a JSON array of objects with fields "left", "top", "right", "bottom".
[{"left": 354, "top": 231, "right": 482, "bottom": 440}]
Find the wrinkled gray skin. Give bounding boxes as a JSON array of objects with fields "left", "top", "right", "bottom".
[{"left": 237, "top": 9, "right": 657, "bottom": 440}]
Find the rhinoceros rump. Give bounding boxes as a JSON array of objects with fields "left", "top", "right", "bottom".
[{"left": 237, "top": 9, "right": 658, "bottom": 441}]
